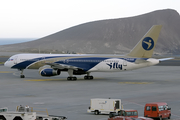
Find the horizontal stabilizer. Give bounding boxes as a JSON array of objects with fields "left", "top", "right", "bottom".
[{"left": 158, "top": 58, "right": 174, "bottom": 62}]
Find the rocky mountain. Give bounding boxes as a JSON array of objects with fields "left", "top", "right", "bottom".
[{"left": 1, "top": 9, "right": 180, "bottom": 55}]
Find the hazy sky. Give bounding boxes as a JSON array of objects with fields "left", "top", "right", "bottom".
[{"left": 0, "top": 0, "right": 180, "bottom": 38}]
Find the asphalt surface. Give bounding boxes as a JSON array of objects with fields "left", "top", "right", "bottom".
[{"left": 0, "top": 64, "right": 180, "bottom": 120}]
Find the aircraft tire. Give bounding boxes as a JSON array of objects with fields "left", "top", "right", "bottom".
[
  {"left": 20, "top": 75, "right": 25, "bottom": 78},
  {"left": 67, "top": 77, "right": 71, "bottom": 81},
  {"left": 67, "top": 77, "right": 77, "bottom": 81},
  {"left": 73, "top": 77, "right": 77, "bottom": 81},
  {"left": 84, "top": 76, "right": 93, "bottom": 80},
  {"left": 84, "top": 76, "right": 88, "bottom": 80},
  {"left": 90, "top": 76, "right": 93, "bottom": 79}
]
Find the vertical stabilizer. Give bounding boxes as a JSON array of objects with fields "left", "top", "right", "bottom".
[{"left": 127, "top": 25, "right": 162, "bottom": 58}]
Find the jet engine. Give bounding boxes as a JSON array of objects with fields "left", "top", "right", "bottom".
[{"left": 39, "top": 65, "right": 61, "bottom": 77}]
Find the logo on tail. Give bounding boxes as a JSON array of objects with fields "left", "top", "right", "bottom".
[{"left": 142, "top": 37, "right": 154, "bottom": 50}]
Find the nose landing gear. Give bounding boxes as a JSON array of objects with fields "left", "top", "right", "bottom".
[{"left": 19, "top": 69, "right": 25, "bottom": 78}]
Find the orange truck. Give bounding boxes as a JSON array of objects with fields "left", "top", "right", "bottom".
[{"left": 144, "top": 102, "right": 171, "bottom": 120}]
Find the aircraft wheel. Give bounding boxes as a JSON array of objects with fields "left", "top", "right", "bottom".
[
  {"left": 67, "top": 77, "right": 77, "bottom": 81},
  {"left": 67, "top": 77, "right": 71, "bottom": 81},
  {"left": 84, "top": 76, "right": 88, "bottom": 80},
  {"left": 20, "top": 75, "right": 25, "bottom": 78},
  {"left": 73, "top": 77, "right": 77, "bottom": 81},
  {"left": 90, "top": 76, "right": 93, "bottom": 79},
  {"left": 84, "top": 76, "right": 93, "bottom": 80}
]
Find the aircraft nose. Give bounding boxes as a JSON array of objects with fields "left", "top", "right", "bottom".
[
  {"left": 4, "top": 61, "right": 7, "bottom": 67},
  {"left": 4, "top": 61, "right": 10, "bottom": 67}
]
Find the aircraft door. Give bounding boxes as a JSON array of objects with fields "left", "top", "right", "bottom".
[
  {"left": 14, "top": 56, "right": 18, "bottom": 64},
  {"left": 123, "top": 60, "right": 127, "bottom": 66}
]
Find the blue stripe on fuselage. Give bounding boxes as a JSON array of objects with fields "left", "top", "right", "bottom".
[
  {"left": 11, "top": 55, "right": 148, "bottom": 70},
  {"left": 56, "top": 57, "right": 109, "bottom": 71},
  {"left": 11, "top": 56, "right": 63, "bottom": 69}
]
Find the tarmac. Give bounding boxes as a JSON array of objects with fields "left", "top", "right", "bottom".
[{"left": 0, "top": 61, "right": 180, "bottom": 120}]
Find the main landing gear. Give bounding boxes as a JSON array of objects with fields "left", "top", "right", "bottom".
[
  {"left": 84, "top": 73, "right": 93, "bottom": 80},
  {"left": 67, "top": 76, "right": 77, "bottom": 81},
  {"left": 67, "top": 69, "right": 77, "bottom": 81},
  {"left": 84, "top": 75, "right": 93, "bottom": 80},
  {"left": 19, "top": 69, "right": 25, "bottom": 78},
  {"left": 67, "top": 70, "right": 94, "bottom": 81}
]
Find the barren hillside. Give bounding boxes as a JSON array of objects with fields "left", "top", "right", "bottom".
[{"left": 1, "top": 9, "right": 180, "bottom": 54}]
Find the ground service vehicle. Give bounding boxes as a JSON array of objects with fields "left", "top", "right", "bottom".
[
  {"left": 108, "top": 116, "right": 153, "bottom": 120},
  {"left": 0, "top": 106, "right": 67, "bottom": 120},
  {"left": 144, "top": 102, "right": 171, "bottom": 120},
  {"left": 87, "top": 98, "right": 123, "bottom": 115},
  {"left": 109, "top": 109, "right": 138, "bottom": 118},
  {"left": 0, "top": 107, "right": 36, "bottom": 120}
]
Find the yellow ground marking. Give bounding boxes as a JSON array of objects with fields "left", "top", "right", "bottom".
[
  {"left": 119, "top": 82, "right": 153, "bottom": 84},
  {"left": 0, "top": 71, "right": 13, "bottom": 73}
]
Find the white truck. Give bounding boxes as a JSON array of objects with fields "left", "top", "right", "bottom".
[
  {"left": 0, "top": 107, "right": 36, "bottom": 120},
  {"left": 87, "top": 98, "right": 123, "bottom": 115},
  {"left": 0, "top": 106, "right": 67, "bottom": 120}
]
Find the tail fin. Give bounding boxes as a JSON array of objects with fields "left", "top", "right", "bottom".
[{"left": 127, "top": 25, "right": 162, "bottom": 58}]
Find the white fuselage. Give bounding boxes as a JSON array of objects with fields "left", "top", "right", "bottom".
[{"left": 4, "top": 53, "right": 159, "bottom": 73}]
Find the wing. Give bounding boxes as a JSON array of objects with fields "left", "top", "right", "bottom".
[{"left": 45, "top": 62, "right": 81, "bottom": 70}]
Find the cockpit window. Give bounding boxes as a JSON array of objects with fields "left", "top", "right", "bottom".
[{"left": 7, "top": 58, "right": 14, "bottom": 61}]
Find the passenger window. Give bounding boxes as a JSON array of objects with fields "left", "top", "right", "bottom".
[
  {"left": 152, "top": 106, "right": 157, "bottom": 111},
  {"left": 146, "top": 106, "right": 151, "bottom": 111},
  {"left": 158, "top": 106, "right": 164, "bottom": 111}
]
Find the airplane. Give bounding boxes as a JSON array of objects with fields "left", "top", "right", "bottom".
[{"left": 4, "top": 25, "right": 173, "bottom": 80}]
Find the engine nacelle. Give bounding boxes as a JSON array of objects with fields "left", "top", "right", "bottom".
[{"left": 39, "top": 68, "right": 61, "bottom": 77}]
